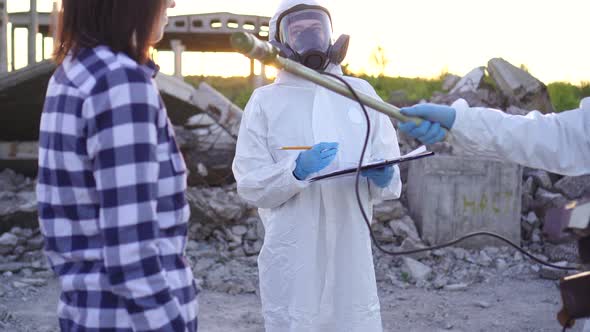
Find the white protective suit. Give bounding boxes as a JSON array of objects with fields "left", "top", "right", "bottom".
[
  {"left": 449, "top": 97, "right": 590, "bottom": 176},
  {"left": 232, "top": 1, "right": 402, "bottom": 331},
  {"left": 450, "top": 97, "right": 590, "bottom": 332}
]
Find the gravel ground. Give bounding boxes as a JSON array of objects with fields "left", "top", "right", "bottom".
[{"left": 0, "top": 271, "right": 583, "bottom": 332}]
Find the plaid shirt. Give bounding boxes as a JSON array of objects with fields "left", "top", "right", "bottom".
[{"left": 37, "top": 46, "right": 198, "bottom": 331}]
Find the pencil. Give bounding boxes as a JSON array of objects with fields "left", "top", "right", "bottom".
[{"left": 278, "top": 146, "right": 312, "bottom": 150}]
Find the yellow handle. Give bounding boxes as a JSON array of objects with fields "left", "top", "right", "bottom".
[{"left": 279, "top": 146, "right": 313, "bottom": 150}]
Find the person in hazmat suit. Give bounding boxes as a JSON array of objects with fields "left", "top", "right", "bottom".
[
  {"left": 399, "top": 98, "right": 590, "bottom": 331},
  {"left": 232, "top": 0, "right": 402, "bottom": 331},
  {"left": 398, "top": 98, "right": 590, "bottom": 176}
]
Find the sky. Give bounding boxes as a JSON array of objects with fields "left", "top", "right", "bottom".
[{"left": 6, "top": 0, "right": 590, "bottom": 83}]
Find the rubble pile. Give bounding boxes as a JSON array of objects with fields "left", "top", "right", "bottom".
[
  {"left": 0, "top": 58, "right": 586, "bottom": 298},
  {"left": 392, "top": 57, "right": 587, "bottom": 267},
  {"left": 0, "top": 168, "right": 582, "bottom": 299}
]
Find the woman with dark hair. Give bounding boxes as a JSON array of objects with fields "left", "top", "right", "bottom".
[{"left": 37, "top": 1, "right": 198, "bottom": 331}]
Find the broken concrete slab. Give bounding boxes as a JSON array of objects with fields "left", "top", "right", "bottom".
[
  {"left": 156, "top": 76, "right": 241, "bottom": 186},
  {"left": 0, "top": 142, "right": 38, "bottom": 177},
  {"left": 527, "top": 169, "right": 553, "bottom": 190},
  {"left": 553, "top": 175, "right": 590, "bottom": 199},
  {"left": 192, "top": 82, "right": 243, "bottom": 138},
  {"left": 450, "top": 67, "right": 485, "bottom": 94},
  {"left": 185, "top": 186, "right": 249, "bottom": 226},
  {"left": 403, "top": 257, "right": 432, "bottom": 282},
  {"left": 442, "top": 74, "right": 461, "bottom": 92},
  {"left": 0, "top": 61, "right": 55, "bottom": 141},
  {"left": 534, "top": 188, "right": 569, "bottom": 209},
  {"left": 389, "top": 216, "right": 421, "bottom": 242},
  {"left": 539, "top": 262, "right": 569, "bottom": 280},
  {"left": 174, "top": 125, "right": 237, "bottom": 186},
  {"left": 432, "top": 66, "right": 506, "bottom": 108},
  {"left": 399, "top": 237, "right": 429, "bottom": 260},
  {"left": 155, "top": 75, "right": 243, "bottom": 137},
  {"left": 0, "top": 169, "right": 38, "bottom": 232},
  {"left": 487, "top": 58, "right": 555, "bottom": 114},
  {"left": 374, "top": 200, "right": 407, "bottom": 223},
  {"left": 1, "top": 63, "right": 242, "bottom": 183}
]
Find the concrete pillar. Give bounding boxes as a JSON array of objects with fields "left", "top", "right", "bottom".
[
  {"left": 28, "top": 0, "right": 39, "bottom": 66},
  {"left": 51, "top": 1, "right": 58, "bottom": 41},
  {"left": 249, "top": 58, "right": 255, "bottom": 78},
  {"left": 170, "top": 39, "right": 185, "bottom": 79},
  {"left": 41, "top": 33, "right": 45, "bottom": 60},
  {"left": 261, "top": 64, "right": 266, "bottom": 79},
  {"left": 10, "top": 24, "right": 14, "bottom": 71},
  {"left": 0, "top": 0, "right": 7, "bottom": 73}
]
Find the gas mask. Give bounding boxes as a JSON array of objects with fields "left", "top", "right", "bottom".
[{"left": 272, "top": 4, "right": 349, "bottom": 71}]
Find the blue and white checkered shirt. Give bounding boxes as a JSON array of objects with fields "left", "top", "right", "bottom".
[{"left": 37, "top": 46, "right": 198, "bottom": 331}]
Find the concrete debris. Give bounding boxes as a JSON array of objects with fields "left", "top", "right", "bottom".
[
  {"left": 400, "top": 237, "right": 429, "bottom": 260},
  {"left": 389, "top": 216, "right": 421, "bottom": 242},
  {"left": 476, "top": 250, "right": 493, "bottom": 267},
  {"left": 174, "top": 126, "right": 236, "bottom": 186},
  {"left": 374, "top": 200, "right": 407, "bottom": 223},
  {"left": 487, "top": 58, "right": 555, "bottom": 114},
  {"left": 523, "top": 211, "right": 539, "bottom": 226},
  {"left": 450, "top": 67, "right": 485, "bottom": 94},
  {"left": 451, "top": 248, "right": 468, "bottom": 260},
  {"left": 522, "top": 177, "right": 535, "bottom": 196},
  {"left": 528, "top": 170, "right": 553, "bottom": 191},
  {"left": 553, "top": 175, "right": 590, "bottom": 199},
  {"left": 0, "top": 232, "right": 18, "bottom": 247},
  {"left": 534, "top": 188, "right": 569, "bottom": 209},
  {"left": 444, "top": 283, "right": 469, "bottom": 292},
  {"left": 531, "top": 229, "right": 542, "bottom": 243},
  {"left": 495, "top": 259, "right": 508, "bottom": 271},
  {"left": 403, "top": 257, "right": 432, "bottom": 282},
  {"left": 0, "top": 170, "right": 38, "bottom": 233},
  {"left": 474, "top": 301, "right": 491, "bottom": 309},
  {"left": 543, "top": 243, "right": 579, "bottom": 263},
  {"left": 0, "top": 56, "right": 587, "bottom": 301},
  {"left": 0, "top": 263, "right": 31, "bottom": 273},
  {"left": 442, "top": 74, "right": 461, "bottom": 92},
  {"left": 538, "top": 263, "right": 569, "bottom": 280},
  {"left": 186, "top": 186, "right": 249, "bottom": 224}
]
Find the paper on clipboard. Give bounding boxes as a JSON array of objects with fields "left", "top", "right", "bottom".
[{"left": 309, "top": 146, "right": 434, "bottom": 183}]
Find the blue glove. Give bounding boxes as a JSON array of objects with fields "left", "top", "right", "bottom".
[
  {"left": 399, "top": 104, "right": 457, "bottom": 145},
  {"left": 293, "top": 142, "right": 339, "bottom": 180},
  {"left": 362, "top": 165, "right": 395, "bottom": 188}
]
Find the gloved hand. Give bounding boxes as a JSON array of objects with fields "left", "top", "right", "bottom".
[
  {"left": 398, "top": 103, "right": 457, "bottom": 145},
  {"left": 293, "top": 142, "right": 339, "bottom": 180},
  {"left": 362, "top": 165, "right": 395, "bottom": 188}
]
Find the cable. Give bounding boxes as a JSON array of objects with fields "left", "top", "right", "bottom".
[{"left": 318, "top": 71, "right": 578, "bottom": 272}]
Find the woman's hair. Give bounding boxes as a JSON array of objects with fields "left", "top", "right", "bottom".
[{"left": 54, "top": 0, "right": 166, "bottom": 64}]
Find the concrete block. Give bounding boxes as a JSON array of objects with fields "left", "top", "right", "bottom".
[
  {"left": 0, "top": 0, "right": 7, "bottom": 73},
  {"left": 488, "top": 58, "right": 555, "bottom": 114},
  {"left": 407, "top": 155, "right": 522, "bottom": 248}
]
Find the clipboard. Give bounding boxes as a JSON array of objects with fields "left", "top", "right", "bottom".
[{"left": 309, "top": 146, "right": 435, "bottom": 183}]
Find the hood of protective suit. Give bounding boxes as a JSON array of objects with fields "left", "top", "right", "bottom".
[
  {"left": 271, "top": 0, "right": 344, "bottom": 77},
  {"left": 270, "top": 0, "right": 330, "bottom": 43},
  {"left": 581, "top": 97, "right": 590, "bottom": 111}
]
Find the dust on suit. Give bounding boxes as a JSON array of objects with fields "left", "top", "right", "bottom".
[{"left": 232, "top": 65, "right": 402, "bottom": 331}]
